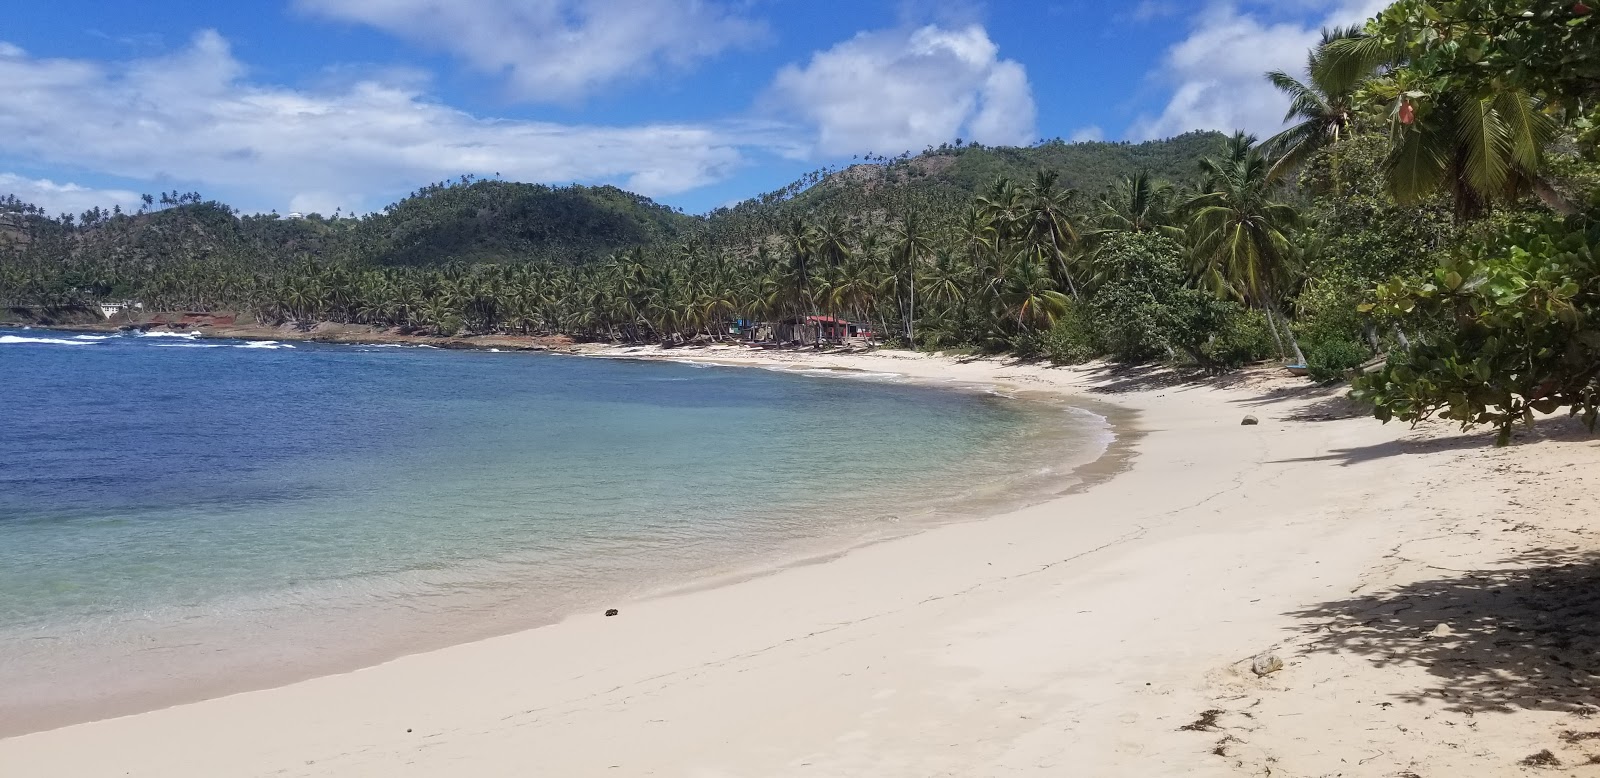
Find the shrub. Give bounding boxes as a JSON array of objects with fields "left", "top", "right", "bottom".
[
  {"left": 1201, "top": 306, "right": 1278, "bottom": 370},
  {"left": 1090, "top": 280, "right": 1171, "bottom": 362},
  {"left": 1352, "top": 214, "right": 1600, "bottom": 444},
  {"left": 1302, "top": 333, "right": 1371, "bottom": 383},
  {"left": 1042, "top": 304, "right": 1099, "bottom": 364},
  {"left": 1008, "top": 328, "right": 1044, "bottom": 360}
]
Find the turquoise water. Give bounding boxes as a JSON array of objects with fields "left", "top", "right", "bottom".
[{"left": 0, "top": 328, "right": 1108, "bottom": 732}]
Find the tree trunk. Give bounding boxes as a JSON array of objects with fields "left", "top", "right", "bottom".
[
  {"left": 1264, "top": 306, "right": 1306, "bottom": 365},
  {"left": 1531, "top": 176, "right": 1581, "bottom": 217},
  {"left": 1263, "top": 307, "right": 1287, "bottom": 359},
  {"left": 907, "top": 275, "right": 915, "bottom": 348}
]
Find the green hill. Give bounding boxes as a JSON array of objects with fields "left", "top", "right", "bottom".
[
  {"left": 350, "top": 180, "right": 701, "bottom": 266},
  {"left": 700, "top": 131, "right": 1226, "bottom": 243},
  {"left": 1, "top": 181, "right": 701, "bottom": 292},
  {"left": 3, "top": 134, "right": 1227, "bottom": 312}
]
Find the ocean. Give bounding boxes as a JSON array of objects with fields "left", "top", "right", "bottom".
[{"left": 0, "top": 327, "right": 1110, "bottom": 733}]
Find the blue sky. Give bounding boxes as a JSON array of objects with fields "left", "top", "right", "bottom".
[{"left": 0, "top": 0, "right": 1387, "bottom": 217}]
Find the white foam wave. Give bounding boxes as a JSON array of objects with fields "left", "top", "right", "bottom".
[
  {"left": 762, "top": 365, "right": 904, "bottom": 383},
  {"left": 0, "top": 335, "right": 96, "bottom": 346},
  {"left": 70, "top": 334, "right": 117, "bottom": 342},
  {"left": 151, "top": 343, "right": 227, "bottom": 349},
  {"left": 137, "top": 331, "right": 201, "bottom": 339},
  {"left": 236, "top": 341, "right": 293, "bottom": 350}
]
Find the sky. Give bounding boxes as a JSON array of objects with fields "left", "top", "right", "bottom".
[{"left": 0, "top": 0, "right": 1391, "bottom": 218}]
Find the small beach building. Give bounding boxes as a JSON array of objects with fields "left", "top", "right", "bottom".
[
  {"left": 98, "top": 301, "right": 141, "bottom": 319},
  {"left": 774, "top": 316, "right": 875, "bottom": 345}
]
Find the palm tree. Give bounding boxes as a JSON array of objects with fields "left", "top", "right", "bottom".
[
  {"left": 1185, "top": 133, "right": 1306, "bottom": 364},
  {"left": 997, "top": 253, "right": 1070, "bottom": 329},
  {"left": 1093, "top": 171, "right": 1184, "bottom": 238},
  {"left": 813, "top": 214, "right": 854, "bottom": 342},
  {"left": 1262, "top": 26, "right": 1368, "bottom": 183},
  {"left": 778, "top": 220, "right": 817, "bottom": 341},
  {"left": 1019, "top": 170, "right": 1083, "bottom": 299},
  {"left": 1320, "top": 30, "right": 1571, "bottom": 219},
  {"left": 1379, "top": 76, "right": 1560, "bottom": 220},
  {"left": 887, "top": 213, "right": 933, "bottom": 346}
]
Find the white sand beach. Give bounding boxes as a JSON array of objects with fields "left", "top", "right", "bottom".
[{"left": 5, "top": 348, "right": 1596, "bottom": 776}]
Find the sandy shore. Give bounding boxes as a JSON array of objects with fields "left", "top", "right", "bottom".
[{"left": 4, "top": 345, "right": 1596, "bottom": 776}]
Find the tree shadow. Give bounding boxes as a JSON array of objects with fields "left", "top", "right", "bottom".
[
  {"left": 1269, "top": 415, "right": 1597, "bottom": 466},
  {"left": 1289, "top": 549, "right": 1600, "bottom": 715},
  {"left": 1275, "top": 392, "right": 1370, "bottom": 422},
  {"left": 1077, "top": 362, "right": 1212, "bottom": 394},
  {"left": 1268, "top": 431, "right": 1505, "bottom": 466}
]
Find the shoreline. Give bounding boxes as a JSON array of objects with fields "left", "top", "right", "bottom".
[
  {"left": 5, "top": 344, "right": 1598, "bottom": 775},
  {"left": 0, "top": 334, "right": 1129, "bottom": 740},
  {"left": 7, "top": 317, "right": 582, "bottom": 352}
]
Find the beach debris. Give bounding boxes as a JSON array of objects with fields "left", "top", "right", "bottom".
[
  {"left": 1179, "top": 709, "right": 1224, "bottom": 732},
  {"left": 1250, "top": 653, "right": 1284, "bottom": 676},
  {"left": 1429, "top": 622, "right": 1456, "bottom": 638},
  {"left": 1521, "top": 749, "right": 1562, "bottom": 768},
  {"left": 1241, "top": 415, "right": 1259, "bottom": 426},
  {"left": 605, "top": 608, "right": 619, "bottom": 617}
]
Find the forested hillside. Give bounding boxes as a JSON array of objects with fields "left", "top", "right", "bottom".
[
  {"left": 357, "top": 180, "right": 699, "bottom": 266},
  {"left": 701, "top": 132, "right": 1224, "bottom": 246},
  {"left": 0, "top": 133, "right": 1223, "bottom": 314}
]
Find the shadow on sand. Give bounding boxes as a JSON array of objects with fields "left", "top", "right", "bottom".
[{"left": 1289, "top": 548, "right": 1600, "bottom": 716}]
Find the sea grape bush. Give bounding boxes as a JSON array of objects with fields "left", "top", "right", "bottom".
[{"left": 1351, "top": 215, "right": 1600, "bottom": 443}]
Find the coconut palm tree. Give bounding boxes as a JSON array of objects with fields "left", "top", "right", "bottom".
[
  {"left": 1320, "top": 28, "right": 1570, "bottom": 219},
  {"left": 997, "top": 253, "right": 1070, "bottom": 330},
  {"left": 1185, "top": 133, "right": 1306, "bottom": 364},
  {"left": 1261, "top": 26, "right": 1368, "bottom": 183},
  {"left": 887, "top": 213, "right": 933, "bottom": 346},
  {"left": 1019, "top": 169, "right": 1083, "bottom": 299},
  {"left": 1093, "top": 171, "right": 1184, "bottom": 238}
]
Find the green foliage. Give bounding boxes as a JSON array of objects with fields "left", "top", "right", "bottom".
[
  {"left": 1351, "top": 215, "right": 1600, "bottom": 443},
  {"left": 1187, "top": 133, "right": 1303, "bottom": 309},
  {"left": 1076, "top": 233, "right": 1273, "bottom": 370},
  {"left": 1355, "top": 1, "right": 1599, "bottom": 126},
  {"left": 356, "top": 180, "right": 697, "bottom": 266},
  {"left": 1301, "top": 331, "right": 1372, "bottom": 383},
  {"left": 1202, "top": 308, "right": 1278, "bottom": 369},
  {"left": 1041, "top": 304, "right": 1098, "bottom": 365},
  {"left": 702, "top": 133, "right": 1225, "bottom": 249},
  {"left": 1323, "top": 0, "right": 1596, "bottom": 216},
  {"left": 1294, "top": 281, "right": 1376, "bottom": 382}
]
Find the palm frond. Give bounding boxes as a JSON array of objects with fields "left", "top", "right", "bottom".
[
  {"left": 1319, "top": 34, "right": 1396, "bottom": 96},
  {"left": 1491, "top": 89, "right": 1557, "bottom": 174},
  {"left": 1456, "top": 95, "right": 1512, "bottom": 199},
  {"left": 1384, "top": 125, "right": 1450, "bottom": 204}
]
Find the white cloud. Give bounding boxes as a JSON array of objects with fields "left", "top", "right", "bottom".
[
  {"left": 0, "top": 173, "right": 142, "bottom": 216},
  {"left": 1070, "top": 125, "right": 1106, "bottom": 143},
  {"left": 766, "top": 24, "right": 1037, "bottom": 157},
  {"left": 1129, "top": 0, "right": 1390, "bottom": 140},
  {"left": 0, "top": 31, "right": 786, "bottom": 213},
  {"left": 296, "top": 0, "right": 766, "bottom": 102}
]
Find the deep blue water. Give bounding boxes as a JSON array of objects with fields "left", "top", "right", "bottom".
[{"left": 0, "top": 327, "right": 1105, "bottom": 730}]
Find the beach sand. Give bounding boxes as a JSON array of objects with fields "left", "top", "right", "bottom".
[{"left": 4, "top": 346, "right": 1596, "bottom": 776}]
